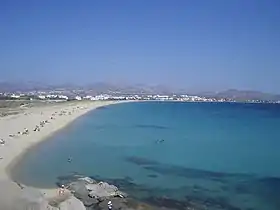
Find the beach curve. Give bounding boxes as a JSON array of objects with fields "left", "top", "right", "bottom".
[{"left": 0, "top": 100, "right": 120, "bottom": 198}]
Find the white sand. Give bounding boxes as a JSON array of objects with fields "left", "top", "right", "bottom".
[{"left": 0, "top": 100, "right": 119, "bottom": 198}]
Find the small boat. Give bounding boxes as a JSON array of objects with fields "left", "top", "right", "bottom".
[{"left": 67, "top": 157, "right": 72, "bottom": 163}]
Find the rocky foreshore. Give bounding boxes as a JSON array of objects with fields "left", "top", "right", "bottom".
[
  {"left": 56, "top": 175, "right": 161, "bottom": 210},
  {"left": 1, "top": 174, "right": 256, "bottom": 210},
  {"left": 0, "top": 176, "right": 160, "bottom": 210}
]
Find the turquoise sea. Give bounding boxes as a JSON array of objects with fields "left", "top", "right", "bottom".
[{"left": 12, "top": 102, "right": 280, "bottom": 210}]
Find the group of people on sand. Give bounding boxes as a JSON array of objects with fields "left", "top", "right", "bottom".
[
  {"left": 1, "top": 110, "right": 63, "bottom": 149},
  {"left": 1, "top": 107, "right": 83, "bottom": 146}
]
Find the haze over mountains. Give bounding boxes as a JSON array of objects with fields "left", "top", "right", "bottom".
[{"left": 0, "top": 81, "right": 175, "bottom": 94}]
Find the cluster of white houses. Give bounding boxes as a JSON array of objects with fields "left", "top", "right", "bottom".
[
  {"left": 75, "top": 94, "right": 141, "bottom": 101},
  {"left": 6, "top": 93, "right": 140, "bottom": 101},
  {"left": 4, "top": 93, "right": 231, "bottom": 102},
  {"left": 3, "top": 92, "right": 279, "bottom": 103}
]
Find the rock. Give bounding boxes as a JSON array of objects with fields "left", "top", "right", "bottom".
[
  {"left": 87, "top": 182, "right": 117, "bottom": 197},
  {"left": 78, "top": 177, "right": 96, "bottom": 184},
  {"left": 80, "top": 196, "right": 99, "bottom": 207},
  {"left": 87, "top": 182, "right": 127, "bottom": 199},
  {"left": 68, "top": 181, "right": 89, "bottom": 199},
  {"left": 67, "top": 180, "right": 99, "bottom": 207},
  {"left": 64, "top": 178, "right": 128, "bottom": 209},
  {"left": 58, "top": 195, "right": 86, "bottom": 210}
]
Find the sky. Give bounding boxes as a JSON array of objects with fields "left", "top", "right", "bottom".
[{"left": 0, "top": 0, "right": 280, "bottom": 93}]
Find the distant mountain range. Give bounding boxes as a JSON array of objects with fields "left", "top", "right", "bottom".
[
  {"left": 198, "top": 89, "right": 280, "bottom": 101},
  {"left": 0, "top": 82, "right": 279, "bottom": 101}
]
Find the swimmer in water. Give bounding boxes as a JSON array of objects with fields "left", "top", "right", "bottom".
[{"left": 155, "top": 139, "right": 165, "bottom": 143}]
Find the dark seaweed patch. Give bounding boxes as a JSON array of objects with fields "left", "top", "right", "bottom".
[
  {"left": 234, "top": 183, "right": 251, "bottom": 194},
  {"left": 220, "top": 185, "right": 230, "bottom": 192},
  {"left": 147, "top": 174, "right": 158, "bottom": 178},
  {"left": 125, "top": 156, "right": 254, "bottom": 183},
  {"left": 144, "top": 197, "right": 192, "bottom": 210},
  {"left": 142, "top": 165, "right": 252, "bottom": 183},
  {"left": 135, "top": 124, "right": 169, "bottom": 130},
  {"left": 125, "top": 156, "right": 160, "bottom": 166},
  {"left": 257, "top": 177, "right": 280, "bottom": 192}
]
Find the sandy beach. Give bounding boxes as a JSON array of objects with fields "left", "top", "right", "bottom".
[{"left": 0, "top": 100, "right": 118, "bottom": 198}]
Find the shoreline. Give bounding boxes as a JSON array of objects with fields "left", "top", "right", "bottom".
[{"left": 0, "top": 100, "right": 121, "bottom": 198}]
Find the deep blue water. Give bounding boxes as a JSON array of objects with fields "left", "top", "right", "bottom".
[{"left": 12, "top": 102, "right": 280, "bottom": 210}]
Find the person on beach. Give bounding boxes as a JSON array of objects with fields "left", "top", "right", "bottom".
[{"left": 58, "top": 185, "right": 65, "bottom": 196}]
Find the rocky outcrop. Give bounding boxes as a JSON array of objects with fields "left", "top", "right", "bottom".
[
  {"left": 67, "top": 177, "right": 126, "bottom": 200},
  {"left": 87, "top": 182, "right": 125, "bottom": 198},
  {"left": 64, "top": 177, "right": 131, "bottom": 209}
]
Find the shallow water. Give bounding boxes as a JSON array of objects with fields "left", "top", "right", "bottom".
[{"left": 12, "top": 102, "right": 280, "bottom": 210}]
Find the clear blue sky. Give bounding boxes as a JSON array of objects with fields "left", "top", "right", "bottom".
[{"left": 0, "top": 0, "right": 279, "bottom": 93}]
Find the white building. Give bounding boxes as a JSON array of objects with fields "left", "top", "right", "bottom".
[
  {"left": 58, "top": 95, "right": 68, "bottom": 100},
  {"left": 75, "top": 96, "right": 82, "bottom": 101},
  {"left": 38, "top": 95, "right": 46, "bottom": 99},
  {"left": 83, "top": 95, "right": 93, "bottom": 100},
  {"left": 10, "top": 94, "right": 20, "bottom": 99}
]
